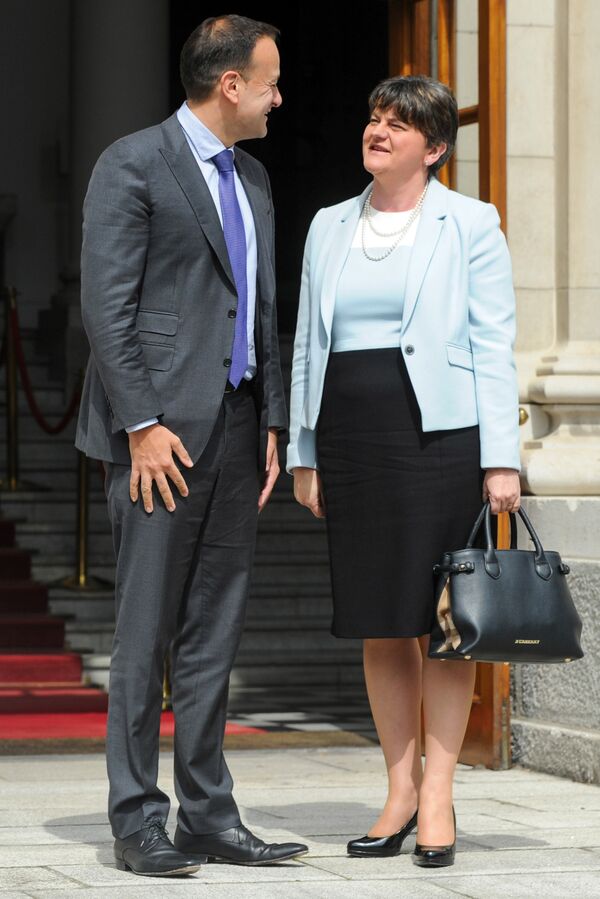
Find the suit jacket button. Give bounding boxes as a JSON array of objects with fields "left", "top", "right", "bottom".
[
  {"left": 405, "top": 344, "right": 415, "bottom": 355},
  {"left": 228, "top": 309, "right": 237, "bottom": 318},
  {"left": 223, "top": 358, "right": 232, "bottom": 367}
]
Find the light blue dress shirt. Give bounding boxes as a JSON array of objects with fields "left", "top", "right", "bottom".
[{"left": 127, "top": 102, "right": 258, "bottom": 433}]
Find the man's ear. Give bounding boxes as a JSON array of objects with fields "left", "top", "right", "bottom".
[{"left": 220, "top": 70, "right": 241, "bottom": 105}]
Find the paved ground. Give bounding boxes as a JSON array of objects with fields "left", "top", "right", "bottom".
[{"left": 1, "top": 747, "right": 599, "bottom": 898}]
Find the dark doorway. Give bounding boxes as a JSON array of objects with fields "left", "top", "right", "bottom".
[{"left": 169, "top": 3, "right": 389, "bottom": 332}]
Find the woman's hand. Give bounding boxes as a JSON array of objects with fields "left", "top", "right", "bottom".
[
  {"left": 293, "top": 467, "right": 326, "bottom": 519},
  {"left": 483, "top": 468, "right": 521, "bottom": 514}
]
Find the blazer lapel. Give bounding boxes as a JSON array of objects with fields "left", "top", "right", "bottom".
[
  {"left": 159, "top": 119, "right": 235, "bottom": 290},
  {"left": 320, "top": 185, "right": 371, "bottom": 340},
  {"left": 401, "top": 178, "right": 448, "bottom": 334}
]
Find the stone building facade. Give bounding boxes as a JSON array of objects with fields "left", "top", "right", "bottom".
[{"left": 0, "top": 0, "right": 598, "bottom": 780}]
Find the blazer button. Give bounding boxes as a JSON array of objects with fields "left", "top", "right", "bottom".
[
  {"left": 223, "top": 358, "right": 232, "bottom": 367},
  {"left": 228, "top": 309, "right": 237, "bottom": 318},
  {"left": 405, "top": 344, "right": 415, "bottom": 355}
]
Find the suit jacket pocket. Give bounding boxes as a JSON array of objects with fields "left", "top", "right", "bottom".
[
  {"left": 141, "top": 342, "right": 175, "bottom": 371},
  {"left": 446, "top": 343, "right": 474, "bottom": 371},
  {"left": 136, "top": 309, "right": 178, "bottom": 336}
]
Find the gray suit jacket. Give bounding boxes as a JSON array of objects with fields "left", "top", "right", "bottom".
[{"left": 75, "top": 112, "right": 286, "bottom": 466}]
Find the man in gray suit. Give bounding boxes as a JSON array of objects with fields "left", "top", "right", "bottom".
[{"left": 76, "top": 15, "right": 307, "bottom": 876}]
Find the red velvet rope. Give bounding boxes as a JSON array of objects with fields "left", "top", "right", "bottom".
[{"left": 9, "top": 306, "right": 81, "bottom": 435}]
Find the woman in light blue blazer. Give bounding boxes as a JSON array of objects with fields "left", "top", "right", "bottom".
[{"left": 287, "top": 76, "right": 521, "bottom": 868}]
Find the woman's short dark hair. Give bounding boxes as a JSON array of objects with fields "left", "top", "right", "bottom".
[
  {"left": 368, "top": 75, "right": 458, "bottom": 176},
  {"left": 180, "top": 15, "right": 280, "bottom": 103}
]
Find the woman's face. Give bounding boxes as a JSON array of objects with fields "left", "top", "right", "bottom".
[{"left": 362, "top": 107, "right": 444, "bottom": 181}]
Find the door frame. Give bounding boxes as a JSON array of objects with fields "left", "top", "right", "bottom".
[{"left": 389, "top": 0, "right": 511, "bottom": 769}]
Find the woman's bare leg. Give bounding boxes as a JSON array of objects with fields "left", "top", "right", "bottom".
[
  {"left": 362, "top": 637, "right": 423, "bottom": 837},
  {"left": 418, "top": 639, "right": 476, "bottom": 845}
]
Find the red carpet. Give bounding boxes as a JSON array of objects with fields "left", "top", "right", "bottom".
[
  {"left": 0, "top": 653, "right": 83, "bottom": 682},
  {"left": 0, "top": 547, "right": 31, "bottom": 580},
  {"left": 0, "top": 685, "right": 109, "bottom": 713},
  {"left": 0, "top": 516, "right": 110, "bottom": 715},
  {"left": 0, "top": 711, "right": 266, "bottom": 740}
]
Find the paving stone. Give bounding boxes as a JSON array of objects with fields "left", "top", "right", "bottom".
[
  {"left": 2, "top": 748, "right": 600, "bottom": 897},
  {"left": 460, "top": 826, "right": 600, "bottom": 851},
  {"left": 49, "top": 860, "right": 339, "bottom": 887},
  {"left": 0, "top": 843, "right": 113, "bottom": 868},
  {"left": 27, "top": 882, "right": 458, "bottom": 898},
  {"left": 433, "top": 870, "right": 600, "bottom": 898},
  {"left": 0, "top": 866, "right": 76, "bottom": 891},
  {"left": 304, "top": 847, "right": 600, "bottom": 880},
  {"left": 0, "top": 825, "right": 112, "bottom": 846}
]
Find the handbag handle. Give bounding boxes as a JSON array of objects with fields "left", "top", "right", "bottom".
[{"left": 466, "top": 502, "right": 552, "bottom": 580}]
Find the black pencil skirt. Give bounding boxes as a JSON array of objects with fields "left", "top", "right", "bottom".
[{"left": 316, "top": 348, "right": 484, "bottom": 639}]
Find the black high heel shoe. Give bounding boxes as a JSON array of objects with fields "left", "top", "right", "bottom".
[
  {"left": 347, "top": 810, "right": 418, "bottom": 858},
  {"left": 412, "top": 806, "right": 456, "bottom": 867}
]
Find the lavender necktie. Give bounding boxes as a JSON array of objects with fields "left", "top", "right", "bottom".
[{"left": 211, "top": 148, "right": 248, "bottom": 388}]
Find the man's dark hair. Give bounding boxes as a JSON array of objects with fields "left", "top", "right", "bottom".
[
  {"left": 180, "top": 14, "right": 280, "bottom": 102},
  {"left": 368, "top": 75, "right": 458, "bottom": 176}
]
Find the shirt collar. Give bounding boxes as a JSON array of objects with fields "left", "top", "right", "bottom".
[{"left": 176, "top": 101, "right": 235, "bottom": 162}]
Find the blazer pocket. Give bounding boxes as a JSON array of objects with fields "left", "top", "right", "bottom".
[
  {"left": 140, "top": 342, "right": 175, "bottom": 371},
  {"left": 136, "top": 309, "right": 178, "bottom": 336},
  {"left": 446, "top": 343, "right": 474, "bottom": 371}
]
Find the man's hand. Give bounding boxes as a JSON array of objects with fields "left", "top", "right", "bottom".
[
  {"left": 258, "top": 428, "right": 280, "bottom": 513},
  {"left": 483, "top": 467, "right": 521, "bottom": 515},
  {"left": 128, "top": 424, "right": 193, "bottom": 513},
  {"left": 293, "top": 467, "right": 325, "bottom": 519}
]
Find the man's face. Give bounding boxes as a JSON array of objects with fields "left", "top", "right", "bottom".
[
  {"left": 235, "top": 37, "right": 282, "bottom": 139},
  {"left": 362, "top": 107, "right": 438, "bottom": 181}
]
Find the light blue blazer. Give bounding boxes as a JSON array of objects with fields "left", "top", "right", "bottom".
[{"left": 286, "top": 177, "right": 520, "bottom": 473}]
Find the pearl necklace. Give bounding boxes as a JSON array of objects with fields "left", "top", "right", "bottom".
[{"left": 361, "top": 183, "right": 428, "bottom": 262}]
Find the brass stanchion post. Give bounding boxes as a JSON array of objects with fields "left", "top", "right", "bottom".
[
  {"left": 58, "top": 446, "right": 113, "bottom": 591},
  {"left": 56, "top": 363, "right": 111, "bottom": 590},
  {"left": 162, "top": 653, "right": 172, "bottom": 711},
  {"left": 76, "top": 448, "right": 89, "bottom": 587}
]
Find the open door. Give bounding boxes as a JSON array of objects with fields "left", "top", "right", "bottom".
[{"left": 389, "top": 0, "right": 511, "bottom": 769}]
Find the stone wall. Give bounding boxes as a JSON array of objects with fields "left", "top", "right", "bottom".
[{"left": 507, "top": 0, "right": 600, "bottom": 783}]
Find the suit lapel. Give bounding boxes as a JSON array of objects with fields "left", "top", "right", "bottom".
[
  {"left": 159, "top": 119, "right": 235, "bottom": 290},
  {"left": 401, "top": 178, "right": 448, "bottom": 334},
  {"left": 319, "top": 186, "right": 370, "bottom": 339}
]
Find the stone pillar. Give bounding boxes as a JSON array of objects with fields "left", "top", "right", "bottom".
[
  {"left": 515, "top": 0, "right": 600, "bottom": 495},
  {"left": 507, "top": 0, "right": 600, "bottom": 784},
  {"left": 57, "top": 0, "right": 169, "bottom": 381}
]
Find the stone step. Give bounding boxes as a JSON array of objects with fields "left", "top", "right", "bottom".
[
  {"left": 67, "top": 619, "right": 348, "bottom": 655},
  {"left": 49, "top": 591, "right": 334, "bottom": 622},
  {"left": 24, "top": 533, "right": 328, "bottom": 566},
  {"left": 4, "top": 495, "right": 313, "bottom": 530},
  {"left": 0, "top": 494, "right": 113, "bottom": 525},
  {"left": 0, "top": 383, "right": 75, "bottom": 415},
  {"left": 0, "top": 441, "right": 87, "bottom": 466},
  {"left": 0, "top": 360, "right": 57, "bottom": 385},
  {"left": 32, "top": 560, "right": 332, "bottom": 586},
  {"left": 31, "top": 563, "right": 116, "bottom": 584},
  {"left": 17, "top": 527, "right": 326, "bottom": 560},
  {"left": 0, "top": 414, "right": 76, "bottom": 442},
  {"left": 83, "top": 650, "right": 363, "bottom": 691}
]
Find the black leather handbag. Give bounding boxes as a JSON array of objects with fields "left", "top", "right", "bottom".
[{"left": 428, "top": 503, "right": 584, "bottom": 663}]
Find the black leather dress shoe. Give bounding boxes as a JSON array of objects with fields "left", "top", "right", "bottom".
[
  {"left": 114, "top": 816, "right": 205, "bottom": 876},
  {"left": 412, "top": 807, "right": 456, "bottom": 868},
  {"left": 347, "top": 810, "right": 418, "bottom": 858},
  {"left": 174, "top": 823, "right": 308, "bottom": 866}
]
